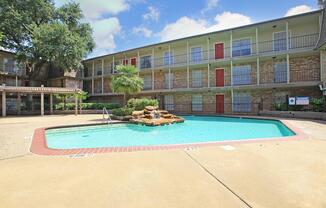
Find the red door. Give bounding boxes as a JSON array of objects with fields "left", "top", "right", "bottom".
[
  {"left": 130, "top": 58, "right": 137, "bottom": 67},
  {"left": 215, "top": 69, "right": 224, "bottom": 87},
  {"left": 216, "top": 94, "right": 224, "bottom": 114},
  {"left": 215, "top": 43, "right": 224, "bottom": 59}
]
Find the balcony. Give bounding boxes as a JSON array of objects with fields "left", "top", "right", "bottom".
[
  {"left": 140, "top": 66, "right": 320, "bottom": 92},
  {"left": 151, "top": 33, "right": 319, "bottom": 69}
]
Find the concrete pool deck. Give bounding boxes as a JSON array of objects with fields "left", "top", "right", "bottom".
[{"left": 0, "top": 115, "right": 326, "bottom": 207}]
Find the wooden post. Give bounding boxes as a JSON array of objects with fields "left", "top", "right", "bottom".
[
  {"left": 257, "top": 58, "right": 260, "bottom": 85},
  {"left": 187, "top": 41, "right": 190, "bottom": 88},
  {"left": 75, "top": 94, "right": 78, "bottom": 116},
  {"left": 207, "top": 37, "right": 210, "bottom": 88},
  {"left": 17, "top": 93, "right": 21, "bottom": 115},
  {"left": 50, "top": 94, "right": 53, "bottom": 115},
  {"left": 169, "top": 44, "right": 171, "bottom": 90},
  {"left": 41, "top": 85, "right": 44, "bottom": 116},
  {"left": 152, "top": 48, "right": 155, "bottom": 90},
  {"left": 2, "top": 84, "right": 6, "bottom": 117},
  {"left": 79, "top": 97, "right": 82, "bottom": 114}
]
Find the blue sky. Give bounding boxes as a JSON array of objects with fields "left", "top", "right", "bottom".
[{"left": 55, "top": 0, "right": 318, "bottom": 58}]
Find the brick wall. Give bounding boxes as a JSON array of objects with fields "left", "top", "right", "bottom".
[
  {"left": 161, "top": 91, "right": 232, "bottom": 114},
  {"left": 154, "top": 70, "right": 165, "bottom": 90},
  {"left": 321, "top": 51, "right": 326, "bottom": 85},
  {"left": 260, "top": 59, "right": 275, "bottom": 84},
  {"left": 290, "top": 55, "right": 320, "bottom": 82},
  {"left": 65, "top": 79, "right": 82, "bottom": 89},
  {"left": 103, "top": 78, "right": 112, "bottom": 93},
  {"left": 94, "top": 78, "right": 102, "bottom": 94},
  {"left": 172, "top": 69, "right": 188, "bottom": 89}
]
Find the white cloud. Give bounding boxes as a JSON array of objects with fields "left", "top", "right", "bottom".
[
  {"left": 160, "top": 17, "right": 207, "bottom": 41},
  {"left": 90, "top": 17, "right": 121, "bottom": 56},
  {"left": 143, "top": 6, "right": 160, "bottom": 21},
  {"left": 133, "top": 26, "right": 153, "bottom": 37},
  {"left": 202, "top": 0, "right": 219, "bottom": 13},
  {"left": 56, "top": 0, "right": 130, "bottom": 20},
  {"left": 159, "top": 12, "right": 252, "bottom": 41},
  {"left": 207, "top": 12, "right": 252, "bottom": 32},
  {"left": 285, "top": 5, "right": 313, "bottom": 17}
]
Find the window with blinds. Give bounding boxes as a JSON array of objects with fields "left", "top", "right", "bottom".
[
  {"left": 192, "top": 95, "right": 203, "bottom": 111},
  {"left": 233, "top": 93, "right": 252, "bottom": 112},
  {"left": 232, "top": 65, "right": 252, "bottom": 85}
]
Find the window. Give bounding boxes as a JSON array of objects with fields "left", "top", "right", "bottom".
[
  {"left": 192, "top": 95, "right": 203, "bottom": 111},
  {"left": 163, "top": 51, "right": 173, "bottom": 66},
  {"left": 273, "top": 31, "right": 287, "bottom": 51},
  {"left": 191, "top": 47, "right": 202, "bottom": 63},
  {"left": 273, "top": 62, "right": 287, "bottom": 83},
  {"left": 232, "top": 65, "right": 252, "bottom": 85},
  {"left": 164, "top": 72, "right": 173, "bottom": 89},
  {"left": 95, "top": 61, "right": 102, "bottom": 76},
  {"left": 5, "top": 79, "right": 16, "bottom": 86},
  {"left": 233, "top": 93, "right": 252, "bottom": 113},
  {"left": 164, "top": 95, "right": 174, "bottom": 111},
  {"left": 111, "top": 61, "right": 120, "bottom": 74},
  {"left": 143, "top": 75, "right": 152, "bottom": 90},
  {"left": 4, "top": 58, "right": 16, "bottom": 73},
  {"left": 84, "top": 63, "right": 92, "bottom": 77},
  {"left": 232, "top": 38, "right": 251, "bottom": 57},
  {"left": 192, "top": 70, "right": 202, "bottom": 88},
  {"left": 140, "top": 55, "right": 152, "bottom": 69}
]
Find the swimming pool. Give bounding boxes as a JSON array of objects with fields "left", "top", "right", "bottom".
[{"left": 45, "top": 116, "right": 295, "bottom": 150}]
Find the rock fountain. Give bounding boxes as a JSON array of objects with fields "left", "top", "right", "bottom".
[{"left": 130, "top": 106, "right": 184, "bottom": 126}]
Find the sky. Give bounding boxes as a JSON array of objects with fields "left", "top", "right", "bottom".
[{"left": 54, "top": 0, "right": 319, "bottom": 58}]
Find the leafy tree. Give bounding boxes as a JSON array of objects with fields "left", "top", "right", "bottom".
[
  {"left": 54, "top": 90, "right": 88, "bottom": 110},
  {"left": 0, "top": 0, "right": 95, "bottom": 80},
  {"left": 111, "top": 65, "right": 144, "bottom": 105}
]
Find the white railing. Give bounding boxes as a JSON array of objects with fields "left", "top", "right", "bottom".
[{"left": 102, "top": 107, "right": 112, "bottom": 124}]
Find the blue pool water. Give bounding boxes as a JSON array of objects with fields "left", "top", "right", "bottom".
[{"left": 45, "top": 116, "right": 295, "bottom": 149}]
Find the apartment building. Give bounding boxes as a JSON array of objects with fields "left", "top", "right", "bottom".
[
  {"left": 0, "top": 50, "right": 82, "bottom": 115},
  {"left": 83, "top": 10, "right": 326, "bottom": 114}
]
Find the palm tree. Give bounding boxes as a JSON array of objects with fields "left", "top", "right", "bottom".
[{"left": 111, "top": 65, "right": 143, "bottom": 105}]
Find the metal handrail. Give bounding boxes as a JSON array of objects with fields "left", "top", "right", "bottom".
[{"left": 102, "top": 107, "right": 112, "bottom": 124}]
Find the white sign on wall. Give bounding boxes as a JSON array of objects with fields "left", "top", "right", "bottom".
[
  {"left": 288, "top": 97, "right": 296, "bottom": 106},
  {"left": 296, "top": 97, "right": 310, "bottom": 105}
]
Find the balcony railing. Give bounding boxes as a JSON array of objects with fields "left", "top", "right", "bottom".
[
  {"left": 138, "top": 67, "right": 319, "bottom": 92},
  {"left": 163, "top": 102, "right": 261, "bottom": 115},
  {"left": 84, "top": 33, "right": 319, "bottom": 78},
  {"left": 151, "top": 33, "right": 319, "bottom": 68}
]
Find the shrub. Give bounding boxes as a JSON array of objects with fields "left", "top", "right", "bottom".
[
  {"left": 112, "top": 107, "right": 134, "bottom": 116},
  {"left": 311, "top": 97, "right": 324, "bottom": 112},
  {"left": 54, "top": 103, "right": 121, "bottom": 110},
  {"left": 127, "top": 98, "right": 158, "bottom": 110},
  {"left": 273, "top": 103, "right": 287, "bottom": 111}
]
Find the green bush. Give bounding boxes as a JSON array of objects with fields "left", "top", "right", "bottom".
[
  {"left": 54, "top": 103, "right": 121, "bottom": 110},
  {"left": 311, "top": 97, "right": 324, "bottom": 112},
  {"left": 112, "top": 107, "right": 134, "bottom": 116},
  {"left": 273, "top": 103, "right": 288, "bottom": 111},
  {"left": 127, "top": 98, "right": 158, "bottom": 110}
]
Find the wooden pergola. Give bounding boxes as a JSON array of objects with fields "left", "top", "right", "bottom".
[{"left": 0, "top": 84, "right": 81, "bottom": 117}]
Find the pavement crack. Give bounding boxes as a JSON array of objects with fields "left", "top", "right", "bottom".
[{"left": 183, "top": 150, "right": 253, "bottom": 208}]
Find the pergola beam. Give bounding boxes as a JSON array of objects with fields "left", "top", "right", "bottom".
[{"left": 0, "top": 84, "right": 81, "bottom": 117}]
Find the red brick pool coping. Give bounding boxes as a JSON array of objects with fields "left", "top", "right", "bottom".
[{"left": 30, "top": 118, "right": 308, "bottom": 156}]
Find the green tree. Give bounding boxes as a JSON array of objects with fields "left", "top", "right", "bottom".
[
  {"left": 111, "top": 65, "right": 144, "bottom": 105},
  {"left": 54, "top": 90, "right": 88, "bottom": 110},
  {"left": 0, "top": 0, "right": 95, "bottom": 80}
]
